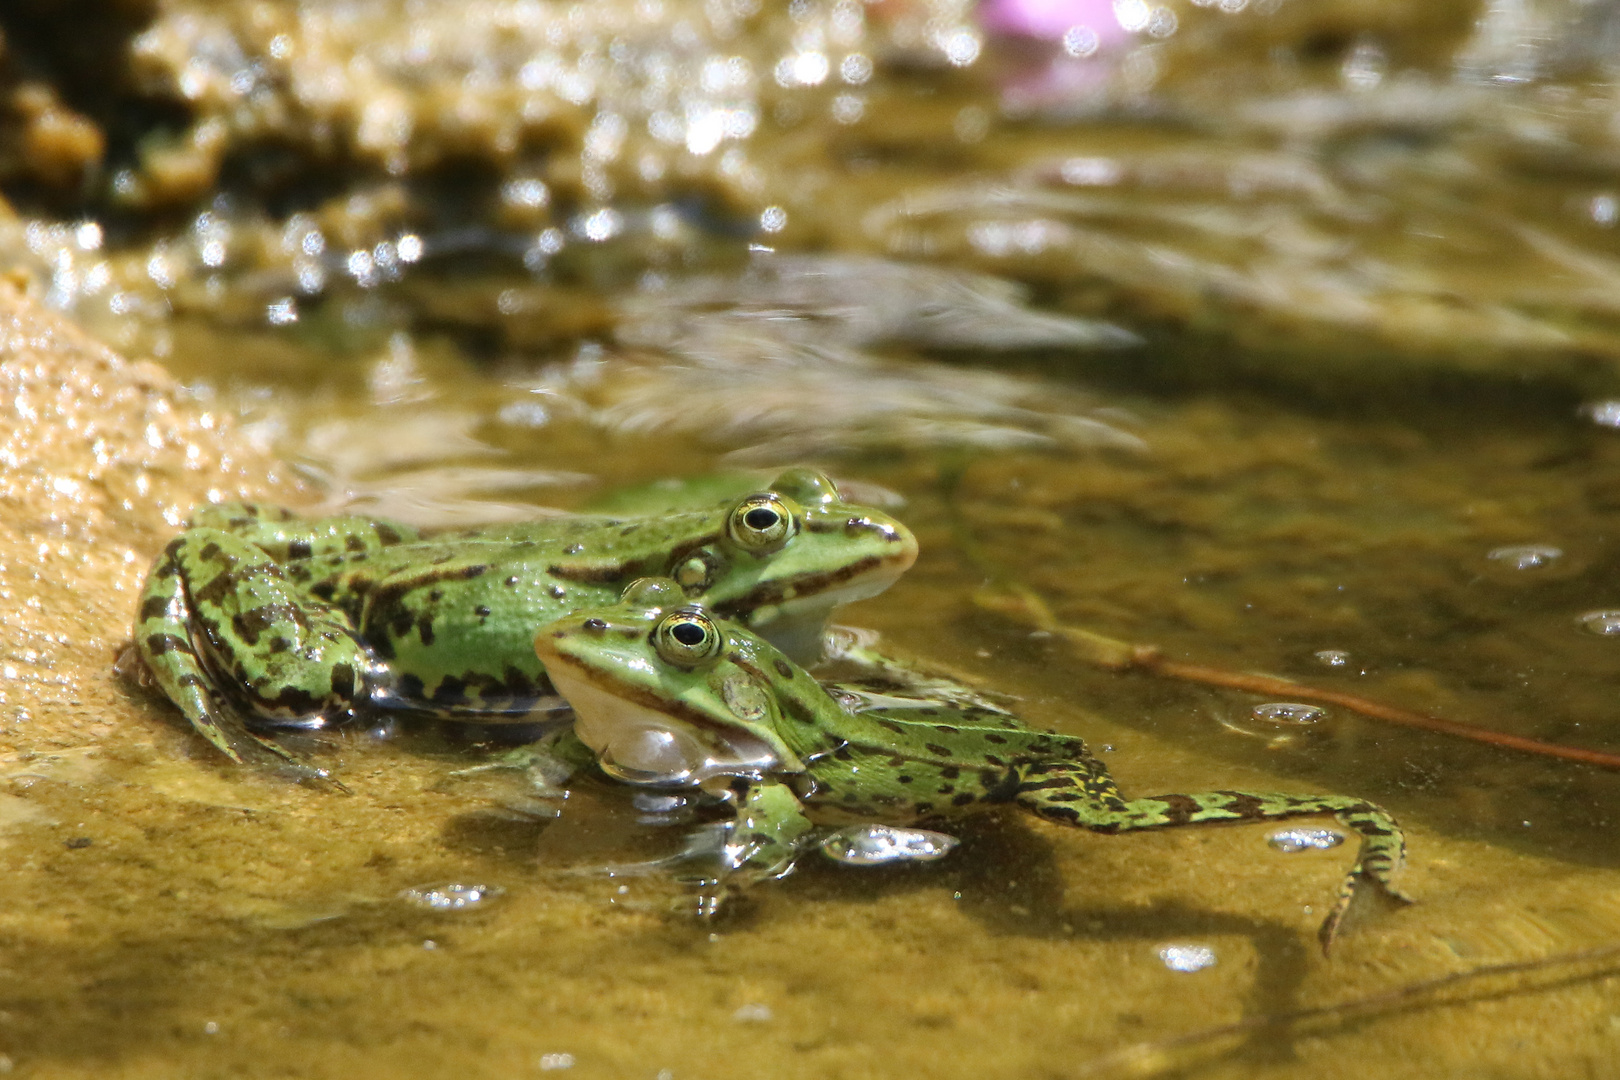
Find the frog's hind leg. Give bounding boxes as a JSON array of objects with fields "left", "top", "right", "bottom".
[
  {"left": 188, "top": 503, "right": 420, "bottom": 562},
  {"left": 135, "top": 529, "right": 378, "bottom": 782},
  {"left": 1013, "top": 760, "right": 1409, "bottom": 954}
]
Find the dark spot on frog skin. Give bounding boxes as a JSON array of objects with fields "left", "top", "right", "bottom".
[
  {"left": 549, "top": 585, "right": 566, "bottom": 600},
  {"left": 984, "top": 733, "right": 1007, "bottom": 744},
  {"left": 772, "top": 658, "right": 793, "bottom": 679},
  {"left": 65, "top": 837, "right": 92, "bottom": 850},
  {"left": 431, "top": 675, "right": 469, "bottom": 708},
  {"left": 897, "top": 775, "right": 913, "bottom": 784},
  {"left": 345, "top": 535, "right": 366, "bottom": 553},
  {"left": 550, "top": 630, "right": 567, "bottom": 639},
  {"left": 398, "top": 673, "right": 426, "bottom": 702},
  {"left": 374, "top": 523, "right": 403, "bottom": 546},
  {"left": 309, "top": 581, "right": 337, "bottom": 602},
  {"left": 268, "top": 636, "right": 292, "bottom": 654},
  {"left": 428, "top": 589, "right": 443, "bottom": 602},
  {"left": 952, "top": 793, "right": 976, "bottom": 807},
  {"left": 474, "top": 605, "right": 491, "bottom": 618},
  {"left": 198, "top": 541, "right": 221, "bottom": 562},
  {"left": 563, "top": 543, "right": 584, "bottom": 554},
  {"left": 619, "top": 525, "right": 639, "bottom": 536},
  {"left": 231, "top": 604, "right": 305, "bottom": 646},
  {"left": 939, "top": 766, "right": 960, "bottom": 779},
  {"left": 138, "top": 595, "right": 170, "bottom": 621},
  {"left": 144, "top": 633, "right": 195, "bottom": 657},
  {"left": 330, "top": 663, "right": 357, "bottom": 698},
  {"left": 418, "top": 616, "right": 436, "bottom": 646},
  {"left": 924, "top": 743, "right": 952, "bottom": 757},
  {"left": 288, "top": 540, "right": 312, "bottom": 560}
]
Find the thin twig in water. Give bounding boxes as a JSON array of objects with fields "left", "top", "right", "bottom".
[
  {"left": 974, "top": 585, "right": 1620, "bottom": 772},
  {"left": 1073, "top": 942, "right": 1620, "bottom": 1078}
]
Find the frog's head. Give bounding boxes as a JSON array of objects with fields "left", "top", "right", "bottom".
[
  {"left": 668, "top": 469, "right": 917, "bottom": 664},
  {"left": 533, "top": 578, "right": 806, "bottom": 787}
]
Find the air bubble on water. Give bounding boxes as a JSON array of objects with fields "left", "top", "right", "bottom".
[
  {"left": 1487, "top": 544, "right": 1561, "bottom": 569},
  {"left": 1062, "top": 26, "right": 1100, "bottom": 57},
  {"left": 1268, "top": 827, "right": 1345, "bottom": 853},
  {"left": 632, "top": 792, "right": 688, "bottom": 814},
  {"left": 940, "top": 28, "right": 982, "bottom": 67},
  {"left": 266, "top": 297, "right": 297, "bottom": 325},
  {"left": 1580, "top": 400, "right": 1620, "bottom": 427},
  {"left": 539, "top": 1053, "right": 575, "bottom": 1070},
  {"left": 1592, "top": 194, "right": 1617, "bottom": 228},
  {"left": 1157, "top": 944, "right": 1215, "bottom": 972},
  {"left": 819, "top": 824, "right": 959, "bottom": 866},
  {"left": 1114, "top": 0, "right": 1151, "bottom": 32},
  {"left": 1251, "top": 702, "right": 1325, "bottom": 725},
  {"left": 733, "top": 1003, "right": 773, "bottom": 1023},
  {"left": 1313, "top": 649, "right": 1350, "bottom": 667},
  {"left": 1061, "top": 157, "right": 1122, "bottom": 186},
  {"left": 578, "top": 208, "right": 622, "bottom": 242},
  {"left": 831, "top": 93, "right": 864, "bottom": 124},
  {"left": 1578, "top": 611, "right": 1620, "bottom": 635},
  {"left": 398, "top": 882, "right": 505, "bottom": 910}
]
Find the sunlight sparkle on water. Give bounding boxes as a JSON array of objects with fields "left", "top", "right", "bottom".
[
  {"left": 820, "top": 824, "right": 960, "bottom": 865},
  {"left": 1251, "top": 702, "right": 1325, "bottom": 725},
  {"left": 398, "top": 882, "right": 505, "bottom": 910},
  {"left": 1268, "top": 827, "right": 1345, "bottom": 853},
  {"left": 1157, "top": 944, "right": 1216, "bottom": 972},
  {"left": 1577, "top": 611, "right": 1620, "bottom": 635},
  {"left": 1487, "top": 544, "right": 1561, "bottom": 569}
]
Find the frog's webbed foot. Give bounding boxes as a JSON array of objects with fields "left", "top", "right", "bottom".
[
  {"left": 134, "top": 529, "right": 380, "bottom": 786},
  {"left": 577, "top": 779, "right": 817, "bottom": 916},
  {"left": 1012, "top": 760, "right": 1409, "bottom": 955}
]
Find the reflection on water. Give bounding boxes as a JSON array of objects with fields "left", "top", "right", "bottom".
[{"left": 10, "top": 0, "right": 1620, "bottom": 1077}]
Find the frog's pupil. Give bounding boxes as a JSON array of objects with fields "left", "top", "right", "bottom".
[
  {"left": 744, "top": 508, "right": 779, "bottom": 530},
  {"left": 671, "top": 621, "right": 706, "bottom": 646}
]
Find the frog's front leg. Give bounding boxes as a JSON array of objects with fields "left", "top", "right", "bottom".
[
  {"left": 1012, "top": 758, "right": 1409, "bottom": 954},
  {"left": 820, "top": 625, "right": 1014, "bottom": 713},
  {"left": 135, "top": 528, "right": 382, "bottom": 771},
  {"left": 720, "top": 779, "right": 817, "bottom": 881}
]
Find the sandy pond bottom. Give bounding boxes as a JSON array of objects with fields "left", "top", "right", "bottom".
[{"left": 8, "top": 328, "right": 1620, "bottom": 1080}]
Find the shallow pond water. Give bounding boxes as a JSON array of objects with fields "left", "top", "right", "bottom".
[{"left": 10, "top": 1, "right": 1620, "bottom": 1077}]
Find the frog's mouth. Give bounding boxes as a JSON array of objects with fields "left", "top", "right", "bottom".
[{"left": 538, "top": 657, "right": 785, "bottom": 786}]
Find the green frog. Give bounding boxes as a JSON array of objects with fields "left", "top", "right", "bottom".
[
  {"left": 132, "top": 470, "right": 917, "bottom": 773},
  {"left": 533, "top": 579, "right": 1412, "bottom": 953}
]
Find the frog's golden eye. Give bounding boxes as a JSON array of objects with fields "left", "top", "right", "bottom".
[
  {"left": 726, "top": 495, "right": 793, "bottom": 552},
  {"left": 653, "top": 609, "right": 723, "bottom": 666}
]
